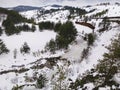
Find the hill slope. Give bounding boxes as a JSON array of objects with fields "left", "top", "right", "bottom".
[{"left": 0, "top": 3, "right": 120, "bottom": 90}]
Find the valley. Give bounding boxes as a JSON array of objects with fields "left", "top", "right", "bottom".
[{"left": 0, "top": 2, "right": 120, "bottom": 90}]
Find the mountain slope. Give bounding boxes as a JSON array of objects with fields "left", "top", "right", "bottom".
[
  {"left": 9, "top": 5, "right": 41, "bottom": 12},
  {"left": 0, "top": 3, "right": 120, "bottom": 90}
]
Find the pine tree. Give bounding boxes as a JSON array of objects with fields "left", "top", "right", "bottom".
[
  {"left": 0, "top": 27, "right": 3, "bottom": 36},
  {"left": 57, "top": 21, "right": 77, "bottom": 49},
  {"left": 31, "top": 25, "right": 36, "bottom": 32},
  {"left": 45, "top": 39, "right": 56, "bottom": 53},
  {"left": 46, "top": 21, "right": 77, "bottom": 50},
  {"left": 0, "top": 39, "right": 9, "bottom": 55},
  {"left": 54, "top": 22, "right": 61, "bottom": 32},
  {"left": 36, "top": 74, "right": 47, "bottom": 89},
  {"left": 87, "top": 33, "right": 95, "bottom": 46},
  {"left": 20, "top": 42, "right": 30, "bottom": 54}
]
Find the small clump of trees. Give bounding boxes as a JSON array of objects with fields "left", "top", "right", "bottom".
[
  {"left": 93, "top": 9, "right": 108, "bottom": 18},
  {"left": 0, "top": 7, "right": 35, "bottom": 36},
  {"left": 16, "top": 24, "right": 36, "bottom": 32},
  {"left": 64, "top": 6, "right": 87, "bottom": 16},
  {"left": 98, "top": 18, "right": 110, "bottom": 33},
  {"left": 38, "top": 21, "right": 54, "bottom": 31},
  {"left": 45, "top": 21, "right": 77, "bottom": 53}
]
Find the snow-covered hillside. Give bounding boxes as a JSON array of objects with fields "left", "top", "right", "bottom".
[{"left": 0, "top": 3, "right": 120, "bottom": 90}]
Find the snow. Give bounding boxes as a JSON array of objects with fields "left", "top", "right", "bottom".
[
  {"left": 69, "top": 23, "right": 119, "bottom": 81},
  {"left": 1, "top": 30, "right": 56, "bottom": 51},
  {"left": 20, "top": 10, "right": 38, "bottom": 19},
  {"left": 74, "top": 21, "right": 93, "bottom": 34},
  {"left": 62, "top": 37, "right": 87, "bottom": 61},
  {"left": 23, "top": 86, "right": 39, "bottom": 90},
  {"left": 42, "top": 5, "right": 62, "bottom": 10},
  {"left": 20, "top": 9, "right": 70, "bottom": 23},
  {"left": 87, "top": 26, "right": 118, "bottom": 62},
  {"left": 83, "top": 83, "right": 94, "bottom": 90},
  {"left": 61, "top": 19, "right": 120, "bottom": 85},
  {"left": 99, "top": 87, "right": 111, "bottom": 90},
  {"left": 113, "top": 73, "right": 120, "bottom": 84},
  {"left": 0, "top": 30, "right": 57, "bottom": 70}
]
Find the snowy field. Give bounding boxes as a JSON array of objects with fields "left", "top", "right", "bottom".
[{"left": 0, "top": 30, "right": 56, "bottom": 70}]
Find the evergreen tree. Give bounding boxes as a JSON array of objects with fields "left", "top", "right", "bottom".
[
  {"left": 56, "top": 21, "right": 77, "bottom": 49},
  {"left": 46, "top": 21, "right": 77, "bottom": 50},
  {"left": 22, "top": 24, "right": 31, "bottom": 31},
  {"left": 36, "top": 74, "right": 47, "bottom": 89},
  {"left": 87, "top": 33, "right": 95, "bottom": 46},
  {"left": 56, "top": 35, "right": 68, "bottom": 49},
  {"left": 12, "top": 85, "right": 19, "bottom": 90},
  {"left": 0, "top": 39, "right": 9, "bottom": 55},
  {"left": 1, "top": 7, "right": 33, "bottom": 35},
  {"left": 0, "top": 27, "right": 3, "bottom": 36},
  {"left": 20, "top": 42, "right": 30, "bottom": 54},
  {"left": 45, "top": 39, "right": 56, "bottom": 53},
  {"left": 31, "top": 25, "right": 36, "bottom": 32},
  {"left": 2, "top": 17, "right": 20, "bottom": 35},
  {"left": 54, "top": 22, "right": 61, "bottom": 32}
]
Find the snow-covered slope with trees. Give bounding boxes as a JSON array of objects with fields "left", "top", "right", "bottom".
[{"left": 0, "top": 2, "right": 120, "bottom": 90}]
